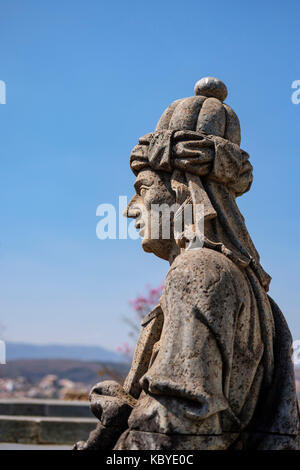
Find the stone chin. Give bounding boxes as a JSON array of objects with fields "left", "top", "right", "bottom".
[{"left": 141, "top": 237, "right": 176, "bottom": 262}]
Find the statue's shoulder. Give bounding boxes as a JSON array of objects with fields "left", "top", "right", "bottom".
[
  {"left": 165, "top": 247, "right": 245, "bottom": 295},
  {"left": 170, "top": 247, "right": 235, "bottom": 273}
]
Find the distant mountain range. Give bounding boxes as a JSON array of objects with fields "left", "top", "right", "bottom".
[
  {"left": 5, "top": 342, "right": 126, "bottom": 363},
  {"left": 0, "top": 359, "right": 129, "bottom": 385}
]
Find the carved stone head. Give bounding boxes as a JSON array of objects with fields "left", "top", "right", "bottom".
[{"left": 124, "top": 78, "right": 263, "bottom": 280}]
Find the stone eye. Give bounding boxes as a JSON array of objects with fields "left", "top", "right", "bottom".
[{"left": 140, "top": 186, "right": 148, "bottom": 197}]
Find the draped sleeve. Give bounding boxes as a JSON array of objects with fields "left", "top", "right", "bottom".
[{"left": 138, "top": 248, "right": 258, "bottom": 425}]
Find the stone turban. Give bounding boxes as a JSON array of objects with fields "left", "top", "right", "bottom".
[
  {"left": 130, "top": 77, "right": 252, "bottom": 198},
  {"left": 155, "top": 76, "right": 240, "bottom": 145}
]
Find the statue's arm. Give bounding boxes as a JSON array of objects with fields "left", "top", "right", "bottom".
[{"left": 139, "top": 249, "right": 244, "bottom": 422}]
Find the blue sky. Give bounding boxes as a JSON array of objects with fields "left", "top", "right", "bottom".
[{"left": 0, "top": 0, "right": 299, "bottom": 351}]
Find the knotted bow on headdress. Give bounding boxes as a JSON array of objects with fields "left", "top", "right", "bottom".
[{"left": 130, "top": 130, "right": 253, "bottom": 196}]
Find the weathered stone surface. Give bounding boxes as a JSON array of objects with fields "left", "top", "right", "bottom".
[
  {"left": 168, "top": 96, "right": 206, "bottom": 130},
  {"left": 123, "top": 305, "right": 163, "bottom": 399},
  {"left": 196, "top": 97, "right": 226, "bottom": 136},
  {"left": 73, "top": 381, "right": 136, "bottom": 449},
  {"left": 73, "top": 422, "right": 125, "bottom": 451},
  {"left": 89, "top": 381, "right": 136, "bottom": 426},
  {"left": 223, "top": 103, "right": 241, "bottom": 146},
  {"left": 114, "top": 429, "right": 239, "bottom": 450},
  {"left": 76, "top": 77, "right": 299, "bottom": 450}
]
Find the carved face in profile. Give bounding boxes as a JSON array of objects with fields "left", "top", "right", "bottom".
[{"left": 125, "top": 168, "right": 178, "bottom": 261}]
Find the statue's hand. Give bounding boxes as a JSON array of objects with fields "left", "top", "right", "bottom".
[
  {"left": 73, "top": 421, "right": 123, "bottom": 451},
  {"left": 73, "top": 440, "right": 87, "bottom": 450},
  {"left": 90, "top": 380, "right": 136, "bottom": 427},
  {"left": 73, "top": 382, "right": 136, "bottom": 450}
]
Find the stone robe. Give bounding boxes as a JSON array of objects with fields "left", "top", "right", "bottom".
[{"left": 115, "top": 247, "right": 299, "bottom": 450}]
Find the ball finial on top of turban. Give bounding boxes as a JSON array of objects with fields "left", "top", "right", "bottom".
[{"left": 194, "top": 77, "right": 228, "bottom": 102}]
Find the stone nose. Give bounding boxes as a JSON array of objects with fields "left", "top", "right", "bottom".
[{"left": 123, "top": 195, "right": 141, "bottom": 219}]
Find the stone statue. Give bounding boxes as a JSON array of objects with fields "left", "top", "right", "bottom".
[{"left": 74, "top": 77, "right": 299, "bottom": 450}]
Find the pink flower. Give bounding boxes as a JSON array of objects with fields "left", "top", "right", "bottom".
[
  {"left": 116, "top": 342, "right": 134, "bottom": 361},
  {"left": 125, "top": 283, "right": 164, "bottom": 342}
]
